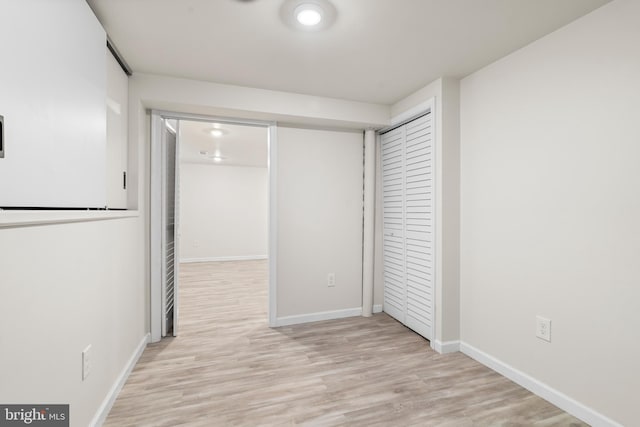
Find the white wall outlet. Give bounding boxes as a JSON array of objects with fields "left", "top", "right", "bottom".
[
  {"left": 82, "top": 345, "right": 92, "bottom": 380},
  {"left": 536, "top": 316, "right": 551, "bottom": 342},
  {"left": 327, "top": 273, "right": 336, "bottom": 287}
]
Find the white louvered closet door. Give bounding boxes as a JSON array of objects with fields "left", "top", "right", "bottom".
[
  {"left": 402, "top": 115, "right": 433, "bottom": 339},
  {"left": 381, "top": 127, "right": 406, "bottom": 324},
  {"left": 381, "top": 113, "right": 434, "bottom": 341}
]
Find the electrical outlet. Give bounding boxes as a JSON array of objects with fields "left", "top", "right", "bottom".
[
  {"left": 82, "top": 345, "right": 92, "bottom": 380},
  {"left": 536, "top": 316, "right": 551, "bottom": 342},
  {"left": 327, "top": 273, "right": 336, "bottom": 287}
]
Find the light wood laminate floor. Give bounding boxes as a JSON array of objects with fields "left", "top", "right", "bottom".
[{"left": 105, "top": 260, "right": 586, "bottom": 427}]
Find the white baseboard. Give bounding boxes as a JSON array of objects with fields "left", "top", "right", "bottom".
[
  {"left": 372, "top": 304, "right": 383, "bottom": 313},
  {"left": 275, "top": 307, "right": 363, "bottom": 327},
  {"left": 460, "top": 342, "right": 622, "bottom": 427},
  {"left": 90, "top": 333, "right": 149, "bottom": 427},
  {"left": 180, "top": 255, "right": 267, "bottom": 263},
  {"left": 432, "top": 340, "right": 460, "bottom": 354}
]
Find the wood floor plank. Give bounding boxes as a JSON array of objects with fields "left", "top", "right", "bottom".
[{"left": 104, "top": 260, "right": 586, "bottom": 427}]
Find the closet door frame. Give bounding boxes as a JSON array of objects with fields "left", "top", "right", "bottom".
[{"left": 380, "top": 97, "right": 436, "bottom": 344}]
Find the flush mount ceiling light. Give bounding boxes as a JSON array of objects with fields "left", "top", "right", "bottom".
[
  {"left": 295, "top": 4, "right": 322, "bottom": 26},
  {"left": 281, "top": 0, "right": 336, "bottom": 32}
]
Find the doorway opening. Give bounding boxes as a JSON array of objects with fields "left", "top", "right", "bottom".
[{"left": 150, "top": 112, "right": 277, "bottom": 342}]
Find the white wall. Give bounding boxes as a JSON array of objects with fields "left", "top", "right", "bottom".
[
  {"left": 439, "top": 78, "right": 461, "bottom": 345},
  {"left": 179, "top": 164, "right": 268, "bottom": 262},
  {"left": 277, "top": 127, "right": 364, "bottom": 319},
  {"left": 460, "top": 0, "right": 639, "bottom": 424},
  {"left": 0, "top": 217, "right": 147, "bottom": 427}
]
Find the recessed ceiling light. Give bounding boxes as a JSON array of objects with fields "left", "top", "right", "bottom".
[
  {"left": 295, "top": 4, "right": 322, "bottom": 26},
  {"left": 280, "top": 0, "right": 336, "bottom": 32},
  {"left": 202, "top": 125, "right": 228, "bottom": 137},
  {"left": 201, "top": 150, "right": 226, "bottom": 162}
]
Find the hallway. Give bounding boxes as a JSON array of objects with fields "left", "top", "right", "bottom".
[{"left": 104, "top": 260, "right": 584, "bottom": 426}]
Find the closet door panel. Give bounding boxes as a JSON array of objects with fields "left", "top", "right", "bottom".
[
  {"left": 404, "top": 114, "right": 434, "bottom": 339},
  {"left": 382, "top": 233, "right": 406, "bottom": 322},
  {"left": 381, "top": 128, "right": 406, "bottom": 323}
]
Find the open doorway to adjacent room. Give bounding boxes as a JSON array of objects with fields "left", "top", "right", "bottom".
[{"left": 150, "top": 112, "right": 275, "bottom": 342}]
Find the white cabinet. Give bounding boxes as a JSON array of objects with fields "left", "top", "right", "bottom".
[
  {"left": 381, "top": 113, "right": 434, "bottom": 340},
  {"left": 106, "top": 50, "right": 129, "bottom": 209},
  {"left": 0, "top": 0, "right": 106, "bottom": 208}
]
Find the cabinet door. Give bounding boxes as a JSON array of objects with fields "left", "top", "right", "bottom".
[
  {"left": 106, "top": 50, "right": 129, "bottom": 209},
  {"left": 381, "top": 127, "right": 406, "bottom": 323},
  {"left": 403, "top": 114, "right": 434, "bottom": 340},
  {"left": 0, "top": 0, "right": 106, "bottom": 208}
]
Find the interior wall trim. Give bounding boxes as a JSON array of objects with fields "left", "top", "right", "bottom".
[
  {"left": 180, "top": 255, "right": 267, "bottom": 263},
  {"left": 432, "top": 340, "right": 460, "bottom": 354},
  {"left": 460, "top": 342, "right": 623, "bottom": 427},
  {"left": 274, "top": 307, "right": 363, "bottom": 327},
  {"left": 90, "top": 333, "right": 149, "bottom": 427}
]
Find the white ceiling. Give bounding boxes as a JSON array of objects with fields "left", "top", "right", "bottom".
[
  {"left": 88, "top": 0, "right": 611, "bottom": 105},
  {"left": 179, "top": 120, "right": 268, "bottom": 167}
]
